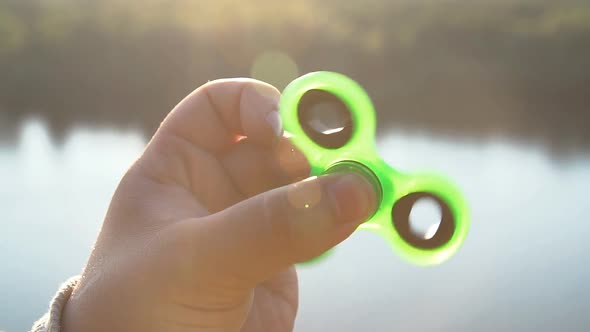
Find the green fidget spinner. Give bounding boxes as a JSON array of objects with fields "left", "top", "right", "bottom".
[{"left": 279, "top": 71, "right": 470, "bottom": 265}]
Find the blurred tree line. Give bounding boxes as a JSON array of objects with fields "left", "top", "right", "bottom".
[{"left": 0, "top": 0, "right": 589, "bottom": 153}]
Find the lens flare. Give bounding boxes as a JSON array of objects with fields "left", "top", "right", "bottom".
[{"left": 250, "top": 50, "right": 299, "bottom": 90}]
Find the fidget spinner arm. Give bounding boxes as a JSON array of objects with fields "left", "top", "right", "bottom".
[{"left": 279, "top": 71, "right": 470, "bottom": 265}]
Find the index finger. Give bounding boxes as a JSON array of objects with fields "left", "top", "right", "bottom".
[{"left": 157, "top": 78, "right": 283, "bottom": 153}]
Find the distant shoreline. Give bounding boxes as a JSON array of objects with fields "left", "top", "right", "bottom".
[{"left": 1, "top": 0, "right": 589, "bottom": 158}]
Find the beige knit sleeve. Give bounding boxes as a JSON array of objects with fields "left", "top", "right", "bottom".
[{"left": 30, "top": 276, "right": 80, "bottom": 332}]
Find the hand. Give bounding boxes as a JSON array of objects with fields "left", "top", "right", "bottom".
[{"left": 62, "top": 78, "right": 377, "bottom": 332}]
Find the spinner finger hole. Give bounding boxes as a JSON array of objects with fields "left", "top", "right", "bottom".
[
  {"left": 297, "top": 89, "right": 353, "bottom": 149},
  {"left": 392, "top": 192, "right": 455, "bottom": 250}
]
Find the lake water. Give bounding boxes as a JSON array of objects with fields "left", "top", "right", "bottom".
[{"left": 1, "top": 119, "right": 589, "bottom": 331}]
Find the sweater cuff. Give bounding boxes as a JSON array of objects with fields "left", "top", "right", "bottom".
[{"left": 30, "top": 276, "right": 81, "bottom": 332}]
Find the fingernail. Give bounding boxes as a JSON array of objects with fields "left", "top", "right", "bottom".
[
  {"left": 326, "top": 173, "right": 377, "bottom": 225},
  {"left": 252, "top": 83, "right": 281, "bottom": 105},
  {"left": 265, "top": 111, "right": 283, "bottom": 138}
]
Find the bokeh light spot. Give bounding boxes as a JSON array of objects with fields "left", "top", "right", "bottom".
[
  {"left": 250, "top": 50, "right": 299, "bottom": 90},
  {"left": 0, "top": 11, "right": 26, "bottom": 55},
  {"left": 364, "top": 29, "right": 384, "bottom": 53}
]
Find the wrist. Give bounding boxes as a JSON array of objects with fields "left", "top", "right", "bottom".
[{"left": 31, "top": 276, "right": 79, "bottom": 332}]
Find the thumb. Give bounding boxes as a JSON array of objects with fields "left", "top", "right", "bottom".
[{"left": 192, "top": 172, "right": 377, "bottom": 284}]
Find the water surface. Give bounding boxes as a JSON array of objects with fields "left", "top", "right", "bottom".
[{"left": 1, "top": 119, "right": 589, "bottom": 331}]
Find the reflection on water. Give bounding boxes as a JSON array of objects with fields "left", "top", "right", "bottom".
[
  {"left": 1, "top": 119, "right": 589, "bottom": 331},
  {"left": 0, "top": 119, "right": 145, "bottom": 331}
]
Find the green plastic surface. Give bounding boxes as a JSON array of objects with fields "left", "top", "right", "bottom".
[{"left": 279, "top": 71, "right": 470, "bottom": 265}]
